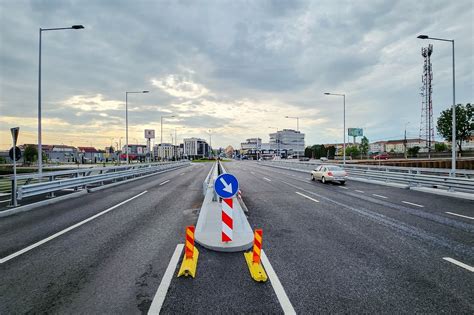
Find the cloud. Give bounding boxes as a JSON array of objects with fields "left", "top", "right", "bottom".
[{"left": 151, "top": 74, "right": 209, "bottom": 99}]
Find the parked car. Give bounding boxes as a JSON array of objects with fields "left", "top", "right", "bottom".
[
  {"left": 311, "top": 165, "right": 348, "bottom": 184},
  {"left": 373, "top": 153, "right": 389, "bottom": 160},
  {"left": 320, "top": 157, "right": 328, "bottom": 162}
]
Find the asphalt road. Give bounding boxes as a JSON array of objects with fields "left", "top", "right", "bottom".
[
  {"left": 0, "top": 162, "right": 210, "bottom": 314},
  {"left": 222, "top": 161, "right": 473, "bottom": 313},
  {"left": 1, "top": 160, "right": 473, "bottom": 313}
]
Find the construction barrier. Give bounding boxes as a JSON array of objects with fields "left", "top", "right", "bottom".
[
  {"left": 178, "top": 226, "right": 199, "bottom": 278},
  {"left": 244, "top": 229, "right": 268, "bottom": 282},
  {"left": 222, "top": 198, "right": 233, "bottom": 242}
]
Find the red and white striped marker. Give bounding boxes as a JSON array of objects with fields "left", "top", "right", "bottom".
[{"left": 222, "top": 198, "right": 233, "bottom": 242}]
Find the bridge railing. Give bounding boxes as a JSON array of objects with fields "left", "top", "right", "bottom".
[
  {"left": 9, "top": 161, "right": 189, "bottom": 206},
  {"left": 260, "top": 160, "right": 474, "bottom": 194}
]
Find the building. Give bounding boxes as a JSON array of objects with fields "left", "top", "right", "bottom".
[
  {"left": 385, "top": 139, "right": 427, "bottom": 153},
  {"left": 369, "top": 141, "right": 387, "bottom": 154},
  {"left": 183, "top": 138, "right": 209, "bottom": 159},
  {"left": 154, "top": 143, "right": 178, "bottom": 160},
  {"left": 225, "top": 145, "right": 234, "bottom": 158},
  {"left": 121, "top": 144, "right": 147, "bottom": 161},
  {"left": 48, "top": 145, "right": 77, "bottom": 163},
  {"left": 269, "top": 129, "right": 305, "bottom": 157},
  {"left": 241, "top": 138, "right": 262, "bottom": 151},
  {"left": 77, "top": 147, "right": 102, "bottom": 163}
]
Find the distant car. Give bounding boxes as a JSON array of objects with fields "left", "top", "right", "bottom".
[
  {"left": 299, "top": 157, "right": 310, "bottom": 161},
  {"left": 311, "top": 165, "right": 348, "bottom": 184},
  {"left": 373, "top": 153, "right": 389, "bottom": 160},
  {"left": 320, "top": 157, "right": 328, "bottom": 162}
]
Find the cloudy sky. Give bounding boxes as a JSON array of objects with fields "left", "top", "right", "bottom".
[{"left": 0, "top": 0, "right": 472, "bottom": 150}]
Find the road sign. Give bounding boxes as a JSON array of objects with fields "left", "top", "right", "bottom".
[
  {"left": 144, "top": 129, "right": 155, "bottom": 139},
  {"left": 214, "top": 173, "right": 239, "bottom": 199},
  {"left": 9, "top": 146, "right": 21, "bottom": 161},
  {"left": 348, "top": 128, "right": 363, "bottom": 137},
  {"left": 10, "top": 127, "right": 19, "bottom": 146}
]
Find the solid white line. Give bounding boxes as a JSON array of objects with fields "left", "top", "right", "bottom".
[
  {"left": 148, "top": 244, "right": 184, "bottom": 314},
  {"left": 445, "top": 212, "right": 474, "bottom": 220},
  {"left": 295, "top": 191, "right": 319, "bottom": 203},
  {"left": 159, "top": 180, "right": 170, "bottom": 186},
  {"left": 355, "top": 190, "right": 365, "bottom": 193},
  {"left": 261, "top": 250, "right": 296, "bottom": 315},
  {"left": 263, "top": 177, "right": 272, "bottom": 182},
  {"left": 443, "top": 257, "right": 474, "bottom": 272},
  {"left": 402, "top": 201, "right": 424, "bottom": 208},
  {"left": 339, "top": 186, "right": 348, "bottom": 190},
  {"left": 372, "top": 194, "right": 388, "bottom": 199},
  {"left": 0, "top": 191, "right": 148, "bottom": 264}
]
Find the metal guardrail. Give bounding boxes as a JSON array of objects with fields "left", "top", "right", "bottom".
[
  {"left": 11, "top": 161, "right": 189, "bottom": 205},
  {"left": 260, "top": 160, "right": 474, "bottom": 194}
]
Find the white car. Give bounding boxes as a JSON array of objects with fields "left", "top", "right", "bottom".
[{"left": 311, "top": 165, "right": 348, "bottom": 185}]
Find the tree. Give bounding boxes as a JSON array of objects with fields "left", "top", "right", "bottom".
[
  {"left": 360, "top": 136, "right": 369, "bottom": 158},
  {"left": 345, "top": 145, "right": 360, "bottom": 159},
  {"left": 24, "top": 145, "right": 38, "bottom": 164},
  {"left": 436, "top": 103, "right": 473, "bottom": 152},
  {"left": 434, "top": 142, "right": 448, "bottom": 152},
  {"left": 407, "top": 146, "right": 420, "bottom": 157}
]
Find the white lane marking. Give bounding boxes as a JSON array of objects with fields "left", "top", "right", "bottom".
[
  {"left": 402, "top": 201, "right": 424, "bottom": 208},
  {"left": 159, "top": 180, "right": 170, "bottom": 186},
  {"left": 445, "top": 212, "right": 474, "bottom": 220},
  {"left": 443, "top": 257, "right": 474, "bottom": 272},
  {"left": 251, "top": 172, "right": 256, "bottom": 175},
  {"left": 148, "top": 244, "right": 184, "bottom": 314},
  {"left": 263, "top": 177, "right": 272, "bottom": 182},
  {"left": 0, "top": 191, "right": 148, "bottom": 264},
  {"left": 295, "top": 191, "right": 319, "bottom": 203},
  {"left": 339, "top": 186, "right": 348, "bottom": 190},
  {"left": 261, "top": 250, "right": 296, "bottom": 315},
  {"left": 372, "top": 194, "right": 388, "bottom": 199},
  {"left": 179, "top": 173, "right": 185, "bottom": 175},
  {"left": 355, "top": 190, "right": 365, "bottom": 193}
]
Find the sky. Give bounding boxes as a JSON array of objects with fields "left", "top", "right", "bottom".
[{"left": 0, "top": 0, "right": 473, "bottom": 150}]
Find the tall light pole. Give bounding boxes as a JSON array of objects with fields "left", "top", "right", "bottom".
[
  {"left": 160, "top": 115, "right": 175, "bottom": 160},
  {"left": 418, "top": 35, "right": 456, "bottom": 176},
  {"left": 208, "top": 129, "right": 212, "bottom": 158},
  {"left": 404, "top": 122, "right": 410, "bottom": 159},
  {"left": 38, "top": 25, "right": 84, "bottom": 175},
  {"left": 285, "top": 116, "right": 300, "bottom": 159},
  {"left": 125, "top": 91, "right": 149, "bottom": 164},
  {"left": 324, "top": 92, "right": 346, "bottom": 165}
]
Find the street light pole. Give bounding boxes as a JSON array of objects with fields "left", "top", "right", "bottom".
[
  {"left": 404, "top": 122, "right": 410, "bottom": 159},
  {"left": 418, "top": 35, "right": 456, "bottom": 176},
  {"left": 285, "top": 116, "right": 300, "bottom": 159},
  {"left": 324, "top": 93, "right": 346, "bottom": 165},
  {"left": 38, "top": 25, "right": 84, "bottom": 176},
  {"left": 125, "top": 91, "right": 149, "bottom": 164}
]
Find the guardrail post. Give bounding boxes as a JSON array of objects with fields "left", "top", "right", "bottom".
[{"left": 47, "top": 176, "right": 56, "bottom": 198}]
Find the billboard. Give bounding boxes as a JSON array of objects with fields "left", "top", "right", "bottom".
[
  {"left": 348, "top": 128, "right": 363, "bottom": 137},
  {"left": 144, "top": 129, "right": 155, "bottom": 139}
]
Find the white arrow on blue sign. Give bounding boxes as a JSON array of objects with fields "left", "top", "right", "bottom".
[{"left": 214, "top": 173, "right": 239, "bottom": 199}]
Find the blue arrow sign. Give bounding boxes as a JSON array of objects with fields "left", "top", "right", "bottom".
[{"left": 214, "top": 173, "right": 239, "bottom": 199}]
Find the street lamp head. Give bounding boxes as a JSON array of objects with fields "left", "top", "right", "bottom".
[
  {"left": 71, "top": 25, "right": 85, "bottom": 29},
  {"left": 417, "top": 35, "right": 429, "bottom": 39},
  {"left": 324, "top": 92, "right": 331, "bottom": 95},
  {"left": 142, "top": 90, "right": 149, "bottom": 93}
]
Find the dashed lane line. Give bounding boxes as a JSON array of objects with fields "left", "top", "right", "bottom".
[
  {"left": 402, "top": 201, "right": 424, "bottom": 208},
  {"left": 295, "top": 191, "right": 319, "bottom": 203},
  {"left": 159, "top": 180, "right": 170, "bottom": 186},
  {"left": 445, "top": 212, "right": 474, "bottom": 220},
  {"left": 0, "top": 191, "right": 148, "bottom": 264},
  {"left": 339, "top": 186, "right": 348, "bottom": 190},
  {"left": 148, "top": 244, "right": 184, "bottom": 314},
  {"left": 355, "top": 190, "right": 365, "bottom": 193},
  {"left": 372, "top": 194, "right": 388, "bottom": 199},
  {"left": 263, "top": 177, "right": 272, "bottom": 182},
  {"left": 443, "top": 257, "right": 474, "bottom": 272}
]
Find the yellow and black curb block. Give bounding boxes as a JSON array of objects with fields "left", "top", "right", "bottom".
[
  {"left": 177, "top": 226, "right": 199, "bottom": 278},
  {"left": 244, "top": 229, "right": 268, "bottom": 282}
]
